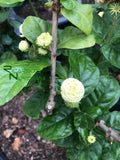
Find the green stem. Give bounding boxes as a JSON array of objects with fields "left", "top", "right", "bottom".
[
  {"left": 107, "top": 14, "right": 118, "bottom": 43},
  {"left": 97, "top": 14, "right": 118, "bottom": 66},
  {"left": 33, "top": 45, "right": 37, "bottom": 58},
  {"left": 97, "top": 54, "right": 103, "bottom": 66},
  {"left": 28, "top": 0, "right": 39, "bottom": 17}
]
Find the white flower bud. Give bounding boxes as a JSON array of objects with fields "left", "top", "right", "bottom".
[
  {"left": 98, "top": 11, "right": 104, "bottom": 17},
  {"left": 19, "top": 24, "right": 25, "bottom": 38},
  {"left": 61, "top": 78, "right": 85, "bottom": 104},
  {"left": 38, "top": 48, "right": 47, "bottom": 55},
  {"left": 18, "top": 40, "right": 29, "bottom": 52},
  {"left": 36, "top": 32, "right": 53, "bottom": 47}
]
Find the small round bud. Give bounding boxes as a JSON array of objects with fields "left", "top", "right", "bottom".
[
  {"left": 18, "top": 40, "right": 29, "bottom": 52},
  {"left": 38, "top": 48, "right": 47, "bottom": 55},
  {"left": 61, "top": 78, "right": 85, "bottom": 105},
  {"left": 36, "top": 32, "right": 53, "bottom": 47},
  {"left": 87, "top": 135, "right": 96, "bottom": 144}
]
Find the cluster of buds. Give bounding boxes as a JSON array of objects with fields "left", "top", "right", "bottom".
[
  {"left": 36, "top": 32, "right": 53, "bottom": 55},
  {"left": 36, "top": 32, "right": 53, "bottom": 47},
  {"left": 60, "top": 78, "right": 85, "bottom": 108},
  {"left": 18, "top": 23, "right": 53, "bottom": 56}
]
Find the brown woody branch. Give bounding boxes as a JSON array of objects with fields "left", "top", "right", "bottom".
[
  {"left": 95, "top": 120, "right": 120, "bottom": 144},
  {"left": 45, "top": 0, "right": 60, "bottom": 115}
]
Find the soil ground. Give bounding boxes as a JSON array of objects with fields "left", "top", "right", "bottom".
[{"left": 0, "top": 90, "right": 69, "bottom": 160}]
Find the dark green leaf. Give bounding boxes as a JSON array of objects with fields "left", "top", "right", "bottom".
[
  {"left": 69, "top": 53, "right": 100, "bottom": 97},
  {"left": 0, "top": 52, "right": 17, "bottom": 65},
  {"left": 2, "top": 34, "right": 12, "bottom": 45},
  {"left": 92, "top": 11, "right": 110, "bottom": 44},
  {"left": 102, "top": 37, "right": 120, "bottom": 69},
  {"left": 74, "top": 112, "right": 94, "bottom": 130},
  {"left": 81, "top": 75, "right": 120, "bottom": 113},
  {"left": 37, "top": 106, "right": 74, "bottom": 140},
  {"left": 56, "top": 62, "right": 67, "bottom": 80},
  {"left": 23, "top": 91, "right": 49, "bottom": 119},
  {"left": 67, "top": 141, "right": 102, "bottom": 160},
  {"left": 82, "top": 106, "right": 102, "bottom": 119},
  {"left": 52, "top": 131, "right": 79, "bottom": 148},
  {"left": 0, "top": 9, "right": 11, "bottom": 24}
]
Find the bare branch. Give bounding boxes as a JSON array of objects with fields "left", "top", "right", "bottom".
[
  {"left": 95, "top": 120, "right": 120, "bottom": 144},
  {"left": 45, "top": 0, "right": 60, "bottom": 115}
]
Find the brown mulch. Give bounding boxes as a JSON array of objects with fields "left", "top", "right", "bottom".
[{"left": 0, "top": 90, "right": 69, "bottom": 160}]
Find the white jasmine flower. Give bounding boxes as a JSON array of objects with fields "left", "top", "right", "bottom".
[{"left": 61, "top": 78, "right": 85, "bottom": 104}]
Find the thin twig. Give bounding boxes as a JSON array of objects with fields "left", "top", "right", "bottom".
[
  {"left": 28, "top": 0, "right": 39, "bottom": 17},
  {"left": 45, "top": 0, "right": 60, "bottom": 115},
  {"left": 95, "top": 120, "right": 120, "bottom": 144},
  {"left": 107, "top": 14, "right": 118, "bottom": 43}
]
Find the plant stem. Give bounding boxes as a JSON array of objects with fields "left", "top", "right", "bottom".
[
  {"left": 46, "top": 0, "right": 60, "bottom": 115},
  {"left": 107, "top": 14, "right": 118, "bottom": 43},
  {"left": 97, "top": 14, "right": 118, "bottom": 66},
  {"left": 28, "top": 0, "right": 39, "bottom": 17}
]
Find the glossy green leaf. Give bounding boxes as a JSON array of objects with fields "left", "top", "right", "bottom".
[
  {"left": 74, "top": 112, "right": 94, "bottom": 130},
  {"left": 0, "top": 57, "right": 50, "bottom": 106},
  {"left": 102, "top": 37, "right": 120, "bottom": 69},
  {"left": 81, "top": 75, "right": 120, "bottom": 113},
  {"left": 22, "top": 16, "right": 52, "bottom": 43},
  {"left": 37, "top": 106, "right": 74, "bottom": 140},
  {"left": 58, "top": 26, "right": 95, "bottom": 49},
  {"left": 23, "top": 91, "right": 49, "bottom": 119},
  {"left": 92, "top": 11, "right": 110, "bottom": 44},
  {"left": 67, "top": 141, "right": 102, "bottom": 160},
  {"left": 0, "top": 52, "right": 17, "bottom": 65},
  {"left": 82, "top": 106, "right": 102, "bottom": 119},
  {"left": 61, "top": 2, "right": 93, "bottom": 35},
  {"left": 60, "top": 0, "right": 76, "bottom": 10},
  {"left": 69, "top": 53, "right": 100, "bottom": 97},
  {"left": 52, "top": 131, "right": 79, "bottom": 148},
  {"left": 74, "top": 112, "right": 94, "bottom": 144},
  {"left": 56, "top": 62, "right": 67, "bottom": 80}
]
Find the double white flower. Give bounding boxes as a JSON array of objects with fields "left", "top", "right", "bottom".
[{"left": 61, "top": 78, "right": 85, "bottom": 108}]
